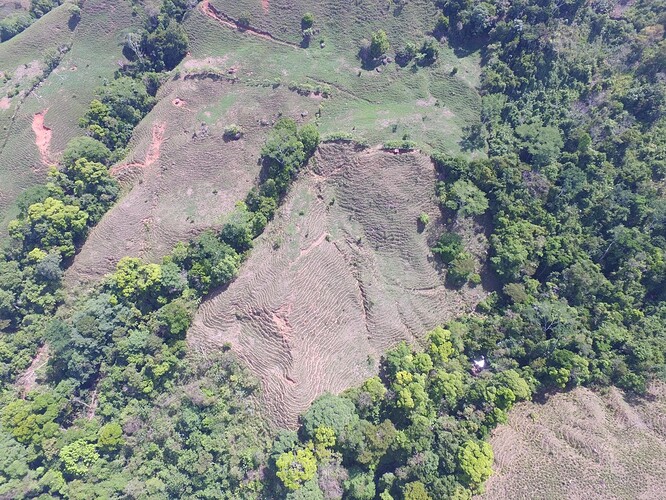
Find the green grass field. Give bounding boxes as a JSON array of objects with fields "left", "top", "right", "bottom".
[
  {"left": 186, "top": 0, "right": 481, "bottom": 154},
  {"left": 0, "top": 0, "right": 139, "bottom": 236}
]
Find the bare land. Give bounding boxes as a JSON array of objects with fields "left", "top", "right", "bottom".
[
  {"left": 189, "top": 143, "right": 488, "bottom": 427},
  {"left": 481, "top": 383, "right": 666, "bottom": 500}
]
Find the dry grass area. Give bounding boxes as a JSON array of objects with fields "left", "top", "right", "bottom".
[
  {"left": 481, "top": 383, "right": 666, "bottom": 500},
  {"left": 189, "top": 143, "right": 488, "bottom": 428},
  {"left": 66, "top": 77, "right": 322, "bottom": 286}
]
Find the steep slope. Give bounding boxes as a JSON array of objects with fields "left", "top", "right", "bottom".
[
  {"left": 482, "top": 384, "right": 666, "bottom": 500},
  {"left": 189, "top": 143, "right": 488, "bottom": 427}
]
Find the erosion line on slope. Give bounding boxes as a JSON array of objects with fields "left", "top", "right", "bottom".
[
  {"left": 306, "top": 76, "right": 377, "bottom": 104},
  {"left": 200, "top": 0, "right": 299, "bottom": 49}
]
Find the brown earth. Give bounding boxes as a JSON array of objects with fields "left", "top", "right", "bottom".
[
  {"left": 188, "top": 143, "right": 489, "bottom": 428},
  {"left": 200, "top": 0, "right": 298, "bottom": 48},
  {"left": 16, "top": 344, "right": 49, "bottom": 397},
  {"left": 32, "top": 110, "right": 52, "bottom": 165},
  {"left": 66, "top": 77, "right": 322, "bottom": 287},
  {"left": 262, "top": 0, "right": 269, "bottom": 13},
  {"left": 481, "top": 383, "right": 666, "bottom": 500},
  {"left": 0, "top": 96, "right": 10, "bottom": 110}
]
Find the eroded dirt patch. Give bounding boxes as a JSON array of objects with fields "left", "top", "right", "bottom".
[
  {"left": 0, "top": 96, "right": 11, "bottom": 110},
  {"left": 16, "top": 344, "right": 49, "bottom": 397},
  {"left": 32, "top": 110, "right": 52, "bottom": 165}
]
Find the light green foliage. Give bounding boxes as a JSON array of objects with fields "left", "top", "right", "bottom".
[
  {"left": 109, "top": 257, "right": 163, "bottom": 302},
  {"left": 59, "top": 439, "right": 99, "bottom": 476},
  {"left": 276, "top": 446, "right": 317, "bottom": 490},
  {"left": 403, "top": 481, "right": 432, "bottom": 500},
  {"left": 97, "top": 422, "right": 123, "bottom": 452},
  {"left": 458, "top": 441, "right": 493, "bottom": 492},
  {"left": 370, "top": 30, "right": 389, "bottom": 60},
  {"left": 427, "top": 326, "right": 455, "bottom": 364},
  {"left": 445, "top": 180, "right": 489, "bottom": 216},
  {"left": 8, "top": 197, "right": 88, "bottom": 257}
]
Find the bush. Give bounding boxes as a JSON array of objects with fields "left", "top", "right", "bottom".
[
  {"left": 432, "top": 232, "right": 463, "bottom": 264},
  {"left": 301, "top": 12, "right": 314, "bottom": 30},
  {"left": 369, "top": 30, "right": 390, "bottom": 60},
  {"left": 0, "top": 14, "right": 33, "bottom": 42},
  {"left": 62, "top": 137, "right": 112, "bottom": 166},
  {"left": 223, "top": 124, "right": 243, "bottom": 140}
]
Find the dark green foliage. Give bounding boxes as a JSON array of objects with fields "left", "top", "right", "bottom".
[
  {"left": 272, "top": 329, "right": 533, "bottom": 497},
  {"left": 80, "top": 77, "right": 156, "bottom": 150},
  {"left": 0, "top": 13, "right": 33, "bottom": 42},
  {"left": 140, "top": 21, "right": 188, "bottom": 72},
  {"left": 30, "top": 0, "right": 61, "bottom": 18},
  {"left": 432, "top": 232, "right": 463, "bottom": 264}
]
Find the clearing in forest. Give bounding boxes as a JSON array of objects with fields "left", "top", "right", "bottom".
[
  {"left": 482, "top": 383, "right": 666, "bottom": 500},
  {"left": 188, "top": 143, "right": 489, "bottom": 428}
]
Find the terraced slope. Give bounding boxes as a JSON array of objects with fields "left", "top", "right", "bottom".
[
  {"left": 189, "top": 143, "right": 488, "bottom": 427},
  {"left": 481, "top": 384, "right": 666, "bottom": 500}
]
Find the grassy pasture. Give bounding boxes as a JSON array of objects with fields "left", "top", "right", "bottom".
[
  {"left": 186, "top": 2, "right": 481, "bottom": 154},
  {"left": 0, "top": 0, "right": 138, "bottom": 237}
]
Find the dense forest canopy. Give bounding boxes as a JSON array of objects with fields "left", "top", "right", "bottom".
[{"left": 0, "top": 0, "right": 665, "bottom": 498}]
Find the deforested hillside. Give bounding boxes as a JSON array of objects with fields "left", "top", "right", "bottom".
[
  {"left": 190, "top": 142, "right": 488, "bottom": 426},
  {"left": 0, "top": 0, "right": 665, "bottom": 498},
  {"left": 0, "top": 0, "right": 139, "bottom": 233},
  {"left": 482, "top": 383, "right": 666, "bottom": 500}
]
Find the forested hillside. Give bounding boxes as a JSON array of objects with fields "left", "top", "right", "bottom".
[{"left": 0, "top": 0, "right": 664, "bottom": 498}]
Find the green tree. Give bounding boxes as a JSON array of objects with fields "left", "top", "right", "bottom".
[
  {"left": 60, "top": 439, "right": 99, "bottom": 476},
  {"left": 62, "top": 136, "right": 112, "bottom": 166},
  {"left": 8, "top": 197, "right": 88, "bottom": 257},
  {"left": 276, "top": 446, "right": 317, "bottom": 490},
  {"left": 458, "top": 441, "right": 493, "bottom": 492},
  {"left": 370, "top": 30, "right": 390, "bottom": 60}
]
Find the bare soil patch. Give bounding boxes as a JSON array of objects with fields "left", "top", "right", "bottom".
[
  {"left": 67, "top": 80, "right": 320, "bottom": 286},
  {"left": 16, "top": 344, "right": 49, "bottom": 397},
  {"left": 0, "top": 96, "right": 10, "bottom": 110},
  {"left": 189, "top": 143, "right": 488, "bottom": 428},
  {"left": 481, "top": 383, "right": 666, "bottom": 500},
  {"left": 32, "top": 109, "right": 52, "bottom": 165}
]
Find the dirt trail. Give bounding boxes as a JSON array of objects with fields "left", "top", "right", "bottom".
[
  {"left": 261, "top": 0, "right": 269, "bottom": 13},
  {"left": 200, "top": 0, "right": 298, "bottom": 49},
  {"left": 16, "top": 344, "right": 49, "bottom": 397},
  {"left": 32, "top": 110, "right": 52, "bottom": 165},
  {"left": 110, "top": 121, "right": 166, "bottom": 177}
]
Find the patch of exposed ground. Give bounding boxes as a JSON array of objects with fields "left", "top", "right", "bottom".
[
  {"left": 0, "top": 96, "right": 10, "bottom": 110},
  {"left": 189, "top": 143, "right": 488, "bottom": 428},
  {"left": 110, "top": 121, "right": 165, "bottom": 177},
  {"left": 481, "top": 383, "right": 666, "bottom": 500},
  {"left": 16, "top": 344, "right": 49, "bottom": 397},
  {"left": 66, "top": 78, "right": 321, "bottom": 287},
  {"left": 32, "top": 109, "right": 52, "bottom": 165}
]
